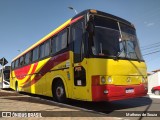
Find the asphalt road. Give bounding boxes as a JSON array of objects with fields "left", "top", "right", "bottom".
[{"left": 0, "top": 89, "right": 160, "bottom": 120}]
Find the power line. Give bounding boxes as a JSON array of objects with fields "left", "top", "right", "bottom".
[
  {"left": 143, "top": 50, "right": 160, "bottom": 56},
  {"left": 142, "top": 47, "right": 160, "bottom": 52},
  {"left": 140, "top": 41, "right": 160, "bottom": 56},
  {"left": 141, "top": 41, "right": 160, "bottom": 49}
]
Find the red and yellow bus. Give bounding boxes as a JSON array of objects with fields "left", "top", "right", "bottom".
[{"left": 10, "top": 9, "right": 148, "bottom": 102}]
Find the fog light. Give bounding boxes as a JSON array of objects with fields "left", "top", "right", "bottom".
[{"left": 104, "top": 90, "right": 108, "bottom": 94}]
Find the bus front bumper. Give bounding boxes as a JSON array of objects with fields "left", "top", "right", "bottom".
[{"left": 92, "top": 84, "right": 147, "bottom": 101}]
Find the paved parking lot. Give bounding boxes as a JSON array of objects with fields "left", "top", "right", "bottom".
[
  {"left": 0, "top": 89, "right": 119, "bottom": 120},
  {"left": 0, "top": 89, "right": 160, "bottom": 120}
]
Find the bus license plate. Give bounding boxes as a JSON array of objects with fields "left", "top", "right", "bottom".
[{"left": 126, "top": 88, "right": 134, "bottom": 93}]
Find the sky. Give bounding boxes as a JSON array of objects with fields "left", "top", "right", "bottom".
[{"left": 0, "top": 0, "right": 160, "bottom": 72}]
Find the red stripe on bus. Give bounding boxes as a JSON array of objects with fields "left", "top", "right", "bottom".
[
  {"left": 14, "top": 63, "right": 38, "bottom": 80},
  {"left": 20, "top": 62, "right": 38, "bottom": 86},
  {"left": 22, "top": 51, "right": 69, "bottom": 88},
  {"left": 14, "top": 65, "right": 31, "bottom": 80},
  {"left": 70, "top": 16, "right": 83, "bottom": 25}
]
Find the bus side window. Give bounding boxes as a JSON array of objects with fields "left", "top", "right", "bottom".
[
  {"left": 44, "top": 40, "right": 50, "bottom": 57},
  {"left": 11, "top": 62, "right": 15, "bottom": 69},
  {"left": 59, "top": 29, "right": 67, "bottom": 50},
  {"left": 32, "top": 47, "right": 39, "bottom": 62},
  {"left": 15, "top": 59, "right": 19, "bottom": 68},
  {"left": 19, "top": 56, "right": 24, "bottom": 66},
  {"left": 71, "top": 19, "right": 85, "bottom": 63},
  {"left": 51, "top": 29, "right": 67, "bottom": 54},
  {"left": 51, "top": 36, "right": 57, "bottom": 54},
  {"left": 40, "top": 40, "right": 50, "bottom": 59},
  {"left": 39, "top": 43, "right": 45, "bottom": 59},
  {"left": 24, "top": 52, "right": 30, "bottom": 65}
]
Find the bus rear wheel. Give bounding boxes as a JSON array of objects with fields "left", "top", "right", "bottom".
[
  {"left": 53, "top": 80, "right": 66, "bottom": 103},
  {"left": 15, "top": 82, "right": 19, "bottom": 92}
]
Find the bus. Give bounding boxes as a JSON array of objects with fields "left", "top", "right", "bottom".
[
  {"left": 10, "top": 9, "right": 148, "bottom": 102},
  {"left": 0, "top": 66, "right": 10, "bottom": 89}
]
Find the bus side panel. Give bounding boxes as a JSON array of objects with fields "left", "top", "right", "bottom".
[
  {"left": 10, "top": 52, "right": 71, "bottom": 98},
  {"left": 44, "top": 52, "right": 71, "bottom": 98}
]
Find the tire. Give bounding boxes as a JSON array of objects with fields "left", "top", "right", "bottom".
[
  {"left": 154, "top": 90, "right": 160, "bottom": 95},
  {"left": 53, "top": 80, "right": 66, "bottom": 103},
  {"left": 15, "top": 82, "right": 19, "bottom": 92}
]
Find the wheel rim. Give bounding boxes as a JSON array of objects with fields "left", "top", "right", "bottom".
[
  {"left": 155, "top": 90, "right": 159, "bottom": 95},
  {"left": 56, "top": 86, "right": 64, "bottom": 98}
]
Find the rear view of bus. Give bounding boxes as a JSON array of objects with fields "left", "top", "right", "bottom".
[{"left": 0, "top": 66, "right": 10, "bottom": 89}]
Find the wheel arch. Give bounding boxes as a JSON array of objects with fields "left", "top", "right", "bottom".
[{"left": 51, "top": 75, "right": 68, "bottom": 98}]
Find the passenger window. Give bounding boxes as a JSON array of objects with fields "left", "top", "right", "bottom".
[
  {"left": 11, "top": 62, "right": 15, "bottom": 69},
  {"left": 39, "top": 43, "right": 45, "bottom": 59},
  {"left": 39, "top": 40, "right": 50, "bottom": 59},
  {"left": 15, "top": 59, "right": 19, "bottom": 68},
  {"left": 60, "top": 29, "right": 67, "bottom": 50},
  {"left": 24, "top": 52, "right": 30, "bottom": 65},
  {"left": 19, "top": 56, "right": 24, "bottom": 66},
  {"left": 44, "top": 41, "right": 50, "bottom": 56},
  {"left": 32, "top": 47, "right": 39, "bottom": 61},
  {"left": 51, "top": 37, "right": 57, "bottom": 54},
  {"left": 51, "top": 29, "right": 67, "bottom": 54}
]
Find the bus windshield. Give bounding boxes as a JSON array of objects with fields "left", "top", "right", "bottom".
[{"left": 91, "top": 15, "right": 143, "bottom": 61}]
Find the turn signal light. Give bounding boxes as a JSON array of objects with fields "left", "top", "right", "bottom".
[
  {"left": 92, "top": 76, "right": 100, "bottom": 85},
  {"left": 90, "top": 9, "right": 97, "bottom": 14}
]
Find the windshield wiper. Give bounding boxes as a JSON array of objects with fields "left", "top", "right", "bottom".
[
  {"left": 114, "top": 47, "right": 125, "bottom": 60},
  {"left": 127, "top": 42, "right": 141, "bottom": 62},
  {"left": 114, "top": 22, "right": 126, "bottom": 60},
  {"left": 129, "top": 52, "right": 141, "bottom": 62}
]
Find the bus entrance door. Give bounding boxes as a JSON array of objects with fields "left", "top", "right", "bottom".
[
  {"left": 70, "top": 18, "right": 89, "bottom": 100},
  {"left": 72, "top": 62, "right": 88, "bottom": 100}
]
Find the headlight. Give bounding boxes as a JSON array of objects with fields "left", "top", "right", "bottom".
[
  {"left": 101, "top": 76, "right": 106, "bottom": 84},
  {"left": 108, "top": 76, "right": 112, "bottom": 83}
]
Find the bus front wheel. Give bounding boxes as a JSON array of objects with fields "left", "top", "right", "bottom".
[{"left": 52, "top": 80, "right": 66, "bottom": 103}]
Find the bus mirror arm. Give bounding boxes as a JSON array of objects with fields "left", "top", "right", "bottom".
[{"left": 86, "top": 22, "right": 94, "bottom": 34}]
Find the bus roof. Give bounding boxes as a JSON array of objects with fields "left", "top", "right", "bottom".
[{"left": 72, "top": 9, "right": 133, "bottom": 26}]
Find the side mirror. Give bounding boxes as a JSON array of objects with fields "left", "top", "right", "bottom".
[
  {"left": 86, "top": 21, "right": 94, "bottom": 34},
  {"left": 86, "top": 15, "right": 95, "bottom": 34}
]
